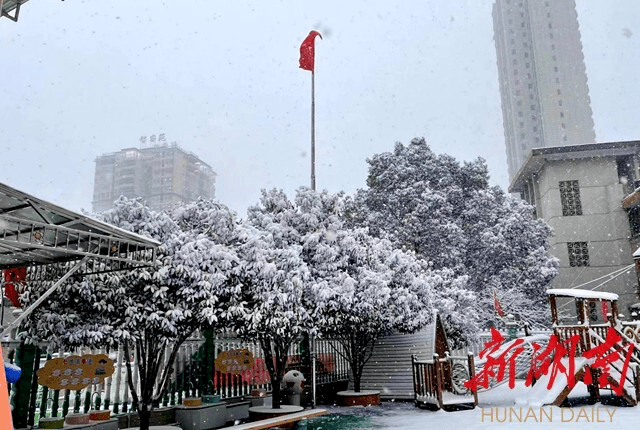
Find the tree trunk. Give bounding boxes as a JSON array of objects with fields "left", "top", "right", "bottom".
[
  {"left": 271, "top": 374, "right": 282, "bottom": 409},
  {"left": 353, "top": 372, "right": 362, "bottom": 393},
  {"left": 138, "top": 403, "right": 151, "bottom": 430}
]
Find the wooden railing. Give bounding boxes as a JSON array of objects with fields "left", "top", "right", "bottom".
[{"left": 411, "top": 353, "right": 477, "bottom": 409}]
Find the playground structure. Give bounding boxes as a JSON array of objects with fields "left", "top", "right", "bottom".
[
  {"left": 411, "top": 288, "right": 640, "bottom": 409},
  {"left": 545, "top": 288, "right": 640, "bottom": 406}
]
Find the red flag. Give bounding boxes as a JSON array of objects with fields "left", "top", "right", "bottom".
[
  {"left": 494, "top": 289, "right": 505, "bottom": 318},
  {"left": 299, "top": 30, "right": 322, "bottom": 72}
]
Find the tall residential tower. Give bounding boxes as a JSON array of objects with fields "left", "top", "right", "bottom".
[
  {"left": 92, "top": 141, "right": 216, "bottom": 213},
  {"left": 494, "top": 1, "right": 640, "bottom": 312},
  {"left": 493, "top": 0, "right": 596, "bottom": 180}
]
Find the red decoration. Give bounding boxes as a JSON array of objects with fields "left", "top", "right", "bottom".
[
  {"left": 493, "top": 289, "right": 505, "bottom": 318},
  {"left": 299, "top": 30, "right": 322, "bottom": 72},
  {"left": 3, "top": 267, "right": 26, "bottom": 308},
  {"left": 601, "top": 301, "right": 610, "bottom": 321}
]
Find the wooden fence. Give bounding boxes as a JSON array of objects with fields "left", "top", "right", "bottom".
[{"left": 3, "top": 331, "right": 350, "bottom": 428}]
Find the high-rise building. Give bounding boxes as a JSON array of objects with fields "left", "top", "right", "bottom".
[
  {"left": 494, "top": 1, "right": 640, "bottom": 312},
  {"left": 492, "top": 0, "right": 596, "bottom": 180},
  {"left": 92, "top": 142, "right": 216, "bottom": 213}
]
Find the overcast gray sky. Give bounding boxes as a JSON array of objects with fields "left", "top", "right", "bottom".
[{"left": 1, "top": 1, "right": 639, "bottom": 217}]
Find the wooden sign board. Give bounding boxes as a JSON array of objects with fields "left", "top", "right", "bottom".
[
  {"left": 37, "top": 354, "right": 115, "bottom": 391},
  {"left": 215, "top": 349, "right": 254, "bottom": 374}
]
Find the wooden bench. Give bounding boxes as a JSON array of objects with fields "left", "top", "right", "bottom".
[{"left": 227, "top": 408, "right": 328, "bottom": 430}]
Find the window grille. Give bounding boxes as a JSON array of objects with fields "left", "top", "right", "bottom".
[
  {"left": 567, "top": 242, "right": 589, "bottom": 267},
  {"left": 559, "top": 180, "right": 582, "bottom": 216}
]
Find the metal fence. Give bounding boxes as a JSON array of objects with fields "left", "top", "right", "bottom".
[{"left": 3, "top": 331, "right": 351, "bottom": 428}]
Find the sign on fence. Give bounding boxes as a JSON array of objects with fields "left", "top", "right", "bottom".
[
  {"left": 214, "top": 348, "right": 254, "bottom": 374},
  {"left": 36, "top": 353, "right": 115, "bottom": 391}
]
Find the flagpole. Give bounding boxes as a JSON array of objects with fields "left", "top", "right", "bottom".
[{"left": 311, "top": 70, "right": 316, "bottom": 191}]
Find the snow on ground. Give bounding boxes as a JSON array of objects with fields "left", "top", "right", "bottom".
[{"left": 310, "top": 382, "right": 640, "bottom": 429}]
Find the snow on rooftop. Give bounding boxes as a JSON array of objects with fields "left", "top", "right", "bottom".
[{"left": 546, "top": 288, "right": 618, "bottom": 301}]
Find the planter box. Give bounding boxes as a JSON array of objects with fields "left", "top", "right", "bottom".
[
  {"left": 89, "top": 410, "right": 111, "bottom": 421},
  {"left": 114, "top": 407, "right": 176, "bottom": 428},
  {"left": 47, "top": 418, "right": 119, "bottom": 430},
  {"left": 245, "top": 394, "right": 273, "bottom": 408},
  {"left": 38, "top": 417, "right": 65, "bottom": 429},
  {"left": 336, "top": 390, "right": 381, "bottom": 406},
  {"left": 226, "top": 400, "right": 251, "bottom": 423},
  {"left": 175, "top": 402, "right": 227, "bottom": 430},
  {"left": 65, "top": 413, "right": 90, "bottom": 425}
]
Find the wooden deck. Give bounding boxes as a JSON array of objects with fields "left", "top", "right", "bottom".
[{"left": 226, "top": 408, "right": 328, "bottom": 430}]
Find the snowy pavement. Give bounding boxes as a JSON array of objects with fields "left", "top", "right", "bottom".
[{"left": 311, "top": 382, "right": 640, "bottom": 429}]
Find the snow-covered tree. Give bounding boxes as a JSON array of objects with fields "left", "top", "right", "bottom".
[
  {"left": 19, "top": 197, "right": 241, "bottom": 430},
  {"left": 350, "top": 138, "right": 558, "bottom": 334},
  {"left": 228, "top": 190, "right": 313, "bottom": 409},
  {"left": 310, "top": 229, "right": 436, "bottom": 392},
  {"left": 248, "top": 188, "right": 438, "bottom": 393}
]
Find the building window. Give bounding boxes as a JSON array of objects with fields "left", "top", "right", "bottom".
[
  {"left": 524, "top": 52, "right": 529, "bottom": 58},
  {"left": 554, "top": 66, "right": 559, "bottom": 72},
  {"left": 526, "top": 62, "right": 530, "bottom": 68},
  {"left": 518, "top": 111, "right": 523, "bottom": 117},
  {"left": 531, "top": 104, "right": 536, "bottom": 110},
  {"left": 560, "top": 111, "right": 564, "bottom": 118},
  {"left": 560, "top": 180, "right": 583, "bottom": 216},
  {"left": 557, "top": 89, "right": 561, "bottom": 95},
  {"left": 559, "top": 100, "right": 563, "bottom": 106},
  {"left": 513, "top": 58, "right": 518, "bottom": 65},
  {"left": 627, "top": 206, "right": 640, "bottom": 237},
  {"left": 567, "top": 242, "right": 589, "bottom": 267}
]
